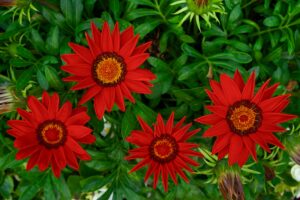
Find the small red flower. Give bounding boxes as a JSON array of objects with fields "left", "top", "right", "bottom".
[
  {"left": 61, "top": 21, "right": 156, "bottom": 119},
  {"left": 126, "top": 113, "right": 202, "bottom": 192},
  {"left": 195, "top": 70, "right": 297, "bottom": 167},
  {"left": 7, "top": 92, "right": 96, "bottom": 177}
]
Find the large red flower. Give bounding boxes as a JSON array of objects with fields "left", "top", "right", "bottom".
[
  {"left": 126, "top": 113, "right": 202, "bottom": 192},
  {"left": 6, "top": 92, "right": 96, "bottom": 177},
  {"left": 61, "top": 21, "right": 156, "bottom": 119},
  {"left": 195, "top": 70, "right": 297, "bottom": 167}
]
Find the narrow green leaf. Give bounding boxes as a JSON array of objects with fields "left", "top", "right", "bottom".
[
  {"left": 126, "top": 9, "right": 158, "bottom": 21},
  {"left": 37, "top": 70, "right": 49, "bottom": 90},
  {"left": 30, "top": 29, "right": 45, "bottom": 52},
  {"left": 263, "top": 16, "right": 280, "bottom": 27},
  {"left": 109, "top": 0, "right": 120, "bottom": 18},
  {"left": 0, "top": 176, "right": 14, "bottom": 199},
  {"left": 16, "top": 68, "right": 34, "bottom": 90},
  {"left": 135, "top": 19, "right": 161, "bottom": 38},
  {"left": 181, "top": 43, "right": 202, "bottom": 58},
  {"left": 16, "top": 46, "right": 35, "bottom": 61},
  {"left": 121, "top": 108, "right": 138, "bottom": 138},
  {"left": 46, "top": 26, "right": 60, "bottom": 55},
  {"left": 44, "top": 66, "right": 64, "bottom": 90}
]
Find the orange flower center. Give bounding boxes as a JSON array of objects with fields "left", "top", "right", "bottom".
[
  {"left": 149, "top": 134, "right": 178, "bottom": 163},
  {"left": 92, "top": 52, "right": 126, "bottom": 86},
  {"left": 37, "top": 120, "right": 67, "bottom": 148},
  {"left": 226, "top": 100, "right": 262, "bottom": 135}
]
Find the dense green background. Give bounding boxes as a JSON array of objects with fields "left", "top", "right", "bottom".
[{"left": 0, "top": 0, "right": 300, "bottom": 199}]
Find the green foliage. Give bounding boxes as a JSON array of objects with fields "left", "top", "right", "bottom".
[{"left": 0, "top": 0, "right": 300, "bottom": 199}]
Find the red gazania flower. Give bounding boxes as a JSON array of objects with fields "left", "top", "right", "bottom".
[
  {"left": 126, "top": 113, "right": 202, "bottom": 192},
  {"left": 195, "top": 70, "right": 297, "bottom": 167},
  {"left": 6, "top": 92, "right": 96, "bottom": 177},
  {"left": 61, "top": 21, "right": 156, "bottom": 119}
]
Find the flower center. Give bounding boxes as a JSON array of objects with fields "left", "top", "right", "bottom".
[
  {"left": 37, "top": 120, "right": 67, "bottom": 148},
  {"left": 92, "top": 52, "right": 126, "bottom": 87},
  {"left": 186, "top": 0, "right": 210, "bottom": 15},
  {"left": 149, "top": 134, "right": 178, "bottom": 163},
  {"left": 226, "top": 100, "right": 262, "bottom": 135},
  {"left": 194, "top": 0, "right": 208, "bottom": 6}
]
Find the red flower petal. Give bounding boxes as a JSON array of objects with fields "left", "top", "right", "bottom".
[
  {"left": 126, "top": 69, "right": 156, "bottom": 81},
  {"left": 228, "top": 135, "right": 244, "bottom": 166},
  {"left": 61, "top": 54, "right": 86, "bottom": 65},
  {"left": 220, "top": 73, "right": 242, "bottom": 104},
  {"left": 195, "top": 114, "right": 223, "bottom": 125},
  {"left": 37, "top": 147, "right": 52, "bottom": 171},
  {"left": 210, "top": 80, "right": 229, "bottom": 105},
  {"left": 251, "top": 79, "right": 271, "bottom": 104},
  {"left": 79, "top": 85, "right": 102, "bottom": 105},
  {"left": 233, "top": 69, "right": 245, "bottom": 91},
  {"left": 68, "top": 42, "right": 93, "bottom": 64},
  {"left": 259, "top": 94, "right": 290, "bottom": 112},
  {"left": 242, "top": 136, "right": 257, "bottom": 161},
  {"left": 56, "top": 101, "right": 72, "bottom": 122},
  {"left": 94, "top": 93, "right": 106, "bottom": 119},
  {"left": 68, "top": 125, "right": 93, "bottom": 139},
  {"left": 61, "top": 64, "right": 91, "bottom": 76},
  {"left": 132, "top": 41, "right": 152, "bottom": 55},
  {"left": 212, "top": 133, "right": 231, "bottom": 154},
  {"left": 205, "top": 105, "right": 227, "bottom": 118},
  {"left": 71, "top": 77, "right": 95, "bottom": 90},
  {"left": 262, "top": 83, "right": 279, "bottom": 101},
  {"left": 91, "top": 21, "right": 101, "bottom": 48},
  {"left": 101, "top": 21, "right": 113, "bottom": 52},
  {"left": 112, "top": 22, "right": 120, "bottom": 52},
  {"left": 120, "top": 26, "right": 134, "bottom": 46},
  {"left": 119, "top": 35, "right": 139, "bottom": 58},
  {"left": 66, "top": 112, "right": 90, "bottom": 126},
  {"left": 263, "top": 112, "right": 297, "bottom": 123},
  {"left": 115, "top": 85, "right": 125, "bottom": 111},
  {"left": 126, "top": 53, "right": 149, "bottom": 70},
  {"left": 85, "top": 32, "right": 101, "bottom": 57},
  {"left": 241, "top": 72, "right": 255, "bottom": 99}
]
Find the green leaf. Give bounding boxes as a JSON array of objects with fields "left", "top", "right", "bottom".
[
  {"left": 263, "top": 16, "right": 280, "bottom": 27},
  {"left": 80, "top": 175, "right": 113, "bottom": 192},
  {"left": 126, "top": 9, "right": 158, "bottom": 21},
  {"left": 42, "top": 7, "right": 69, "bottom": 32},
  {"left": 60, "top": 0, "right": 83, "bottom": 27},
  {"left": 264, "top": 47, "right": 282, "bottom": 62},
  {"left": 37, "top": 70, "right": 49, "bottom": 90},
  {"left": 16, "top": 46, "right": 35, "bottom": 61},
  {"left": 109, "top": 0, "right": 120, "bottom": 18},
  {"left": 121, "top": 108, "right": 138, "bottom": 138},
  {"left": 10, "top": 58, "right": 32, "bottom": 68},
  {"left": 133, "top": 101, "right": 156, "bottom": 124},
  {"left": 209, "top": 52, "right": 252, "bottom": 64},
  {"left": 51, "top": 176, "right": 72, "bottom": 200},
  {"left": 135, "top": 19, "right": 161, "bottom": 38},
  {"left": 18, "top": 177, "right": 44, "bottom": 200},
  {"left": 147, "top": 57, "right": 169, "bottom": 69},
  {"left": 0, "top": 176, "right": 14, "bottom": 199},
  {"left": 129, "top": 0, "right": 155, "bottom": 7},
  {"left": 228, "top": 40, "right": 251, "bottom": 52},
  {"left": 181, "top": 43, "right": 202, "bottom": 58},
  {"left": 44, "top": 66, "right": 64, "bottom": 90},
  {"left": 30, "top": 29, "right": 45, "bottom": 52},
  {"left": 16, "top": 68, "right": 34, "bottom": 90},
  {"left": 67, "top": 176, "right": 82, "bottom": 195},
  {"left": 46, "top": 26, "right": 60, "bottom": 55},
  {"left": 43, "top": 175, "right": 56, "bottom": 200},
  {"left": 228, "top": 5, "right": 242, "bottom": 28},
  {"left": 179, "top": 34, "right": 196, "bottom": 43}
]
